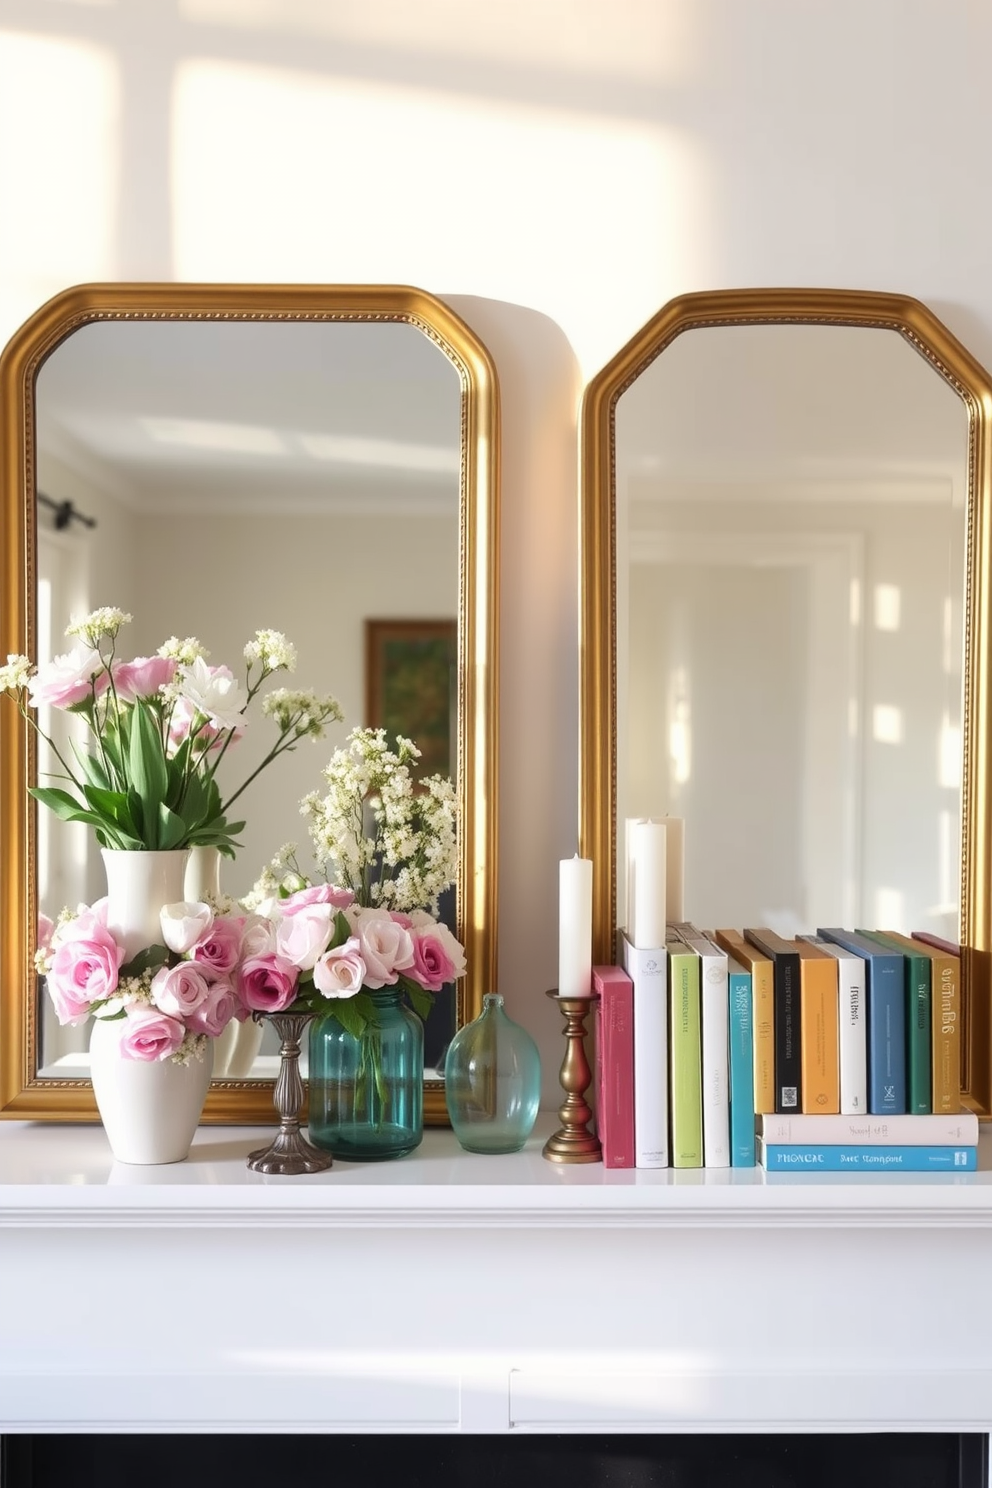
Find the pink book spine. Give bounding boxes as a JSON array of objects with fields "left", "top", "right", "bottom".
[{"left": 593, "top": 964, "right": 635, "bottom": 1168}]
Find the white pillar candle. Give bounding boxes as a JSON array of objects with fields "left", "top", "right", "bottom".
[
  {"left": 665, "top": 816, "right": 685, "bottom": 921},
  {"left": 629, "top": 819, "right": 667, "bottom": 949},
  {"left": 559, "top": 855, "right": 593, "bottom": 997}
]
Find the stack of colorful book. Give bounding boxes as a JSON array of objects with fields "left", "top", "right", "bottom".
[{"left": 591, "top": 921, "right": 975, "bottom": 1173}]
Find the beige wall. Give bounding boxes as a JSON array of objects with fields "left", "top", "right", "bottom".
[{"left": 7, "top": 0, "right": 992, "bottom": 1100}]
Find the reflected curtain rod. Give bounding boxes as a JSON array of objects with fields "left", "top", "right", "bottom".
[{"left": 38, "top": 493, "right": 97, "bottom": 531}]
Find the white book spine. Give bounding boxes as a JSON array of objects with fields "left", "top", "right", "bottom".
[
  {"left": 687, "top": 936, "right": 730, "bottom": 1168},
  {"left": 622, "top": 934, "right": 669, "bottom": 1168},
  {"left": 759, "top": 1110, "right": 979, "bottom": 1145},
  {"left": 805, "top": 938, "right": 867, "bottom": 1114}
]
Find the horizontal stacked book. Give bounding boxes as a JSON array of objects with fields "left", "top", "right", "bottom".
[{"left": 591, "top": 921, "right": 975, "bottom": 1173}]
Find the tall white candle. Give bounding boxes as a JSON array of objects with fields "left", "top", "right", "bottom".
[
  {"left": 629, "top": 819, "right": 667, "bottom": 949},
  {"left": 559, "top": 855, "right": 593, "bottom": 997},
  {"left": 665, "top": 816, "right": 685, "bottom": 921}
]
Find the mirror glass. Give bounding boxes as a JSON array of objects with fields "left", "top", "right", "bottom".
[
  {"left": 615, "top": 322, "right": 968, "bottom": 939},
  {"left": 33, "top": 317, "right": 462, "bottom": 1083},
  {"left": 0, "top": 285, "right": 497, "bottom": 1124}
]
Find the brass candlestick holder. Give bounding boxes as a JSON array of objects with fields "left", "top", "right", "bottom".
[
  {"left": 542, "top": 988, "right": 602, "bottom": 1163},
  {"left": 247, "top": 1012, "right": 334, "bottom": 1175}
]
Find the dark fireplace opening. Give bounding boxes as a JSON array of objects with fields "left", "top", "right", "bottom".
[{"left": 2, "top": 1435, "right": 988, "bottom": 1488}]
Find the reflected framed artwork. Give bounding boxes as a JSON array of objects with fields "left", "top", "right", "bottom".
[{"left": 365, "top": 619, "right": 457, "bottom": 781}]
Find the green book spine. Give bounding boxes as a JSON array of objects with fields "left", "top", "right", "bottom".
[
  {"left": 857, "top": 930, "right": 932, "bottom": 1114},
  {"left": 668, "top": 942, "right": 702, "bottom": 1167}
]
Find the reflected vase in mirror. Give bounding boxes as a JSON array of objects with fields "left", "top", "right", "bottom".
[
  {"left": 444, "top": 993, "right": 541, "bottom": 1153},
  {"left": 309, "top": 988, "right": 424, "bottom": 1161}
]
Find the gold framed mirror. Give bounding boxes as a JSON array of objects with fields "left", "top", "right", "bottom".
[
  {"left": 580, "top": 288, "right": 992, "bottom": 1117},
  {"left": 0, "top": 282, "right": 498, "bottom": 1124}
]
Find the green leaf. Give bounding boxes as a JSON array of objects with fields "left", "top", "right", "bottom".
[
  {"left": 70, "top": 740, "right": 109, "bottom": 791},
  {"left": 403, "top": 980, "right": 434, "bottom": 1024},
  {"left": 123, "top": 944, "right": 171, "bottom": 977},
  {"left": 126, "top": 787, "right": 146, "bottom": 843},
  {"left": 83, "top": 784, "right": 136, "bottom": 832},
  {"left": 328, "top": 996, "right": 369, "bottom": 1040},
  {"left": 157, "top": 802, "right": 187, "bottom": 850},
  {"left": 128, "top": 703, "right": 169, "bottom": 843}
]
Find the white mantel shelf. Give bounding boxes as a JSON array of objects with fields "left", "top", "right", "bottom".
[{"left": 3, "top": 1117, "right": 992, "bottom": 1439}]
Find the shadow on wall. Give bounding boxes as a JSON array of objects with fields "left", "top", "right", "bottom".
[{"left": 444, "top": 293, "right": 583, "bottom": 1101}]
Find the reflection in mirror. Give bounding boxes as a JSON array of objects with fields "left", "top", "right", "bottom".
[
  {"left": 616, "top": 324, "right": 967, "bottom": 939},
  {"left": 34, "top": 318, "right": 461, "bottom": 1084},
  {"left": 580, "top": 291, "right": 992, "bottom": 1116},
  {"left": 0, "top": 285, "right": 498, "bottom": 1125}
]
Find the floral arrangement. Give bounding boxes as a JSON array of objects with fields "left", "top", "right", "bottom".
[
  {"left": 237, "top": 727, "right": 465, "bottom": 1039},
  {"left": 1, "top": 607, "right": 342, "bottom": 856},
  {"left": 37, "top": 896, "right": 247, "bottom": 1064}
]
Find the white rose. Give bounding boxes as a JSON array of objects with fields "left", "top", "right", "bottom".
[
  {"left": 312, "top": 940, "right": 366, "bottom": 999},
  {"left": 353, "top": 908, "right": 415, "bottom": 989},
  {"left": 240, "top": 913, "right": 277, "bottom": 958},
  {"left": 160, "top": 900, "right": 214, "bottom": 955}
]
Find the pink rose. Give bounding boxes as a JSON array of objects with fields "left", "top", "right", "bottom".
[
  {"left": 37, "top": 913, "right": 55, "bottom": 955},
  {"left": 274, "top": 903, "right": 335, "bottom": 970},
  {"left": 118, "top": 1004, "right": 186, "bottom": 1062},
  {"left": 237, "top": 953, "right": 300, "bottom": 1013},
  {"left": 409, "top": 924, "right": 463, "bottom": 991},
  {"left": 150, "top": 961, "right": 211, "bottom": 1018},
  {"left": 189, "top": 916, "right": 242, "bottom": 980},
  {"left": 112, "top": 654, "right": 177, "bottom": 703},
  {"left": 282, "top": 884, "right": 355, "bottom": 914},
  {"left": 28, "top": 647, "right": 110, "bottom": 709},
  {"left": 187, "top": 977, "right": 237, "bottom": 1037},
  {"left": 47, "top": 924, "right": 125, "bottom": 1024},
  {"left": 350, "top": 908, "right": 415, "bottom": 989},
  {"left": 312, "top": 939, "right": 366, "bottom": 999},
  {"left": 160, "top": 900, "right": 214, "bottom": 954}
]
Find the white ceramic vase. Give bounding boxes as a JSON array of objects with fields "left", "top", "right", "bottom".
[
  {"left": 101, "top": 847, "right": 190, "bottom": 961},
  {"left": 184, "top": 844, "right": 222, "bottom": 903},
  {"left": 89, "top": 1017, "right": 214, "bottom": 1164}
]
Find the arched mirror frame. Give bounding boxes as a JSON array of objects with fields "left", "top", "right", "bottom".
[
  {"left": 579, "top": 287, "right": 992, "bottom": 1117},
  {"left": 0, "top": 282, "right": 499, "bottom": 1125}
]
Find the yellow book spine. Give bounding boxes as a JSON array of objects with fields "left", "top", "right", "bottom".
[
  {"left": 930, "top": 952, "right": 961, "bottom": 1114},
  {"left": 799, "top": 958, "right": 840, "bottom": 1113},
  {"left": 752, "top": 959, "right": 776, "bottom": 1115}
]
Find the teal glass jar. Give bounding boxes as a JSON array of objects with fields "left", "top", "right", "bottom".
[
  {"left": 444, "top": 993, "right": 541, "bottom": 1153},
  {"left": 308, "top": 988, "right": 423, "bottom": 1161}
]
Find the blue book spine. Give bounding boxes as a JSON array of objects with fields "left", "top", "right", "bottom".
[
  {"left": 728, "top": 964, "right": 755, "bottom": 1167},
  {"left": 817, "top": 929, "right": 906, "bottom": 1114},
  {"left": 761, "top": 1144, "right": 976, "bottom": 1172}
]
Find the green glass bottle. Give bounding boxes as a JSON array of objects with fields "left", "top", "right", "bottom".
[{"left": 444, "top": 993, "right": 541, "bottom": 1154}]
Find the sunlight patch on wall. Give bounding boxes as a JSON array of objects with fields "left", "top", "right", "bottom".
[
  {"left": 179, "top": 0, "right": 697, "bottom": 84},
  {"left": 0, "top": 31, "right": 118, "bottom": 347},
  {"left": 172, "top": 59, "right": 709, "bottom": 377},
  {"left": 872, "top": 703, "right": 903, "bottom": 745}
]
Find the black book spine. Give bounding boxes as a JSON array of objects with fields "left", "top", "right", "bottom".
[
  {"left": 772, "top": 950, "right": 802, "bottom": 1112},
  {"left": 743, "top": 930, "right": 802, "bottom": 1112}
]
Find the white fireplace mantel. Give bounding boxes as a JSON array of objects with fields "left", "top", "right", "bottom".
[{"left": 2, "top": 1116, "right": 992, "bottom": 1437}]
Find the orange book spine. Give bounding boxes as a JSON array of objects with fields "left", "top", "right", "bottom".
[{"left": 798, "top": 948, "right": 839, "bottom": 1113}]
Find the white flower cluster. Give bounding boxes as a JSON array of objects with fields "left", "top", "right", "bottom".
[
  {"left": 158, "top": 635, "right": 208, "bottom": 665},
  {"left": 301, "top": 727, "right": 458, "bottom": 914},
  {"left": 261, "top": 687, "right": 343, "bottom": 738},
  {"left": 244, "top": 629, "right": 297, "bottom": 673},
  {"left": 0, "top": 653, "right": 33, "bottom": 693},
  {"left": 66, "top": 607, "right": 131, "bottom": 645}
]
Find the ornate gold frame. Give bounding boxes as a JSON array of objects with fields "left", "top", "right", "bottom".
[
  {"left": 0, "top": 282, "right": 499, "bottom": 1124},
  {"left": 579, "top": 288, "right": 992, "bottom": 1117}
]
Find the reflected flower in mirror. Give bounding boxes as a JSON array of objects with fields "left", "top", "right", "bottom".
[{"left": 0, "top": 611, "right": 343, "bottom": 858}]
